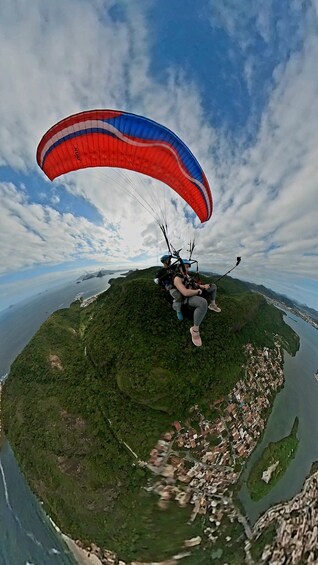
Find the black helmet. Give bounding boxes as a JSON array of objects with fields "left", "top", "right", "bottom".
[{"left": 160, "top": 254, "right": 172, "bottom": 264}]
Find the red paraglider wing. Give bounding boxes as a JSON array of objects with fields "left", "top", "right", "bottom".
[{"left": 36, "top": 109, "right": 213, "bottom": 222}]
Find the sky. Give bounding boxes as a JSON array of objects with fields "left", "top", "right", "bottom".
[{"left": 1, "top": 0, "right": 318, "bottom": 311}]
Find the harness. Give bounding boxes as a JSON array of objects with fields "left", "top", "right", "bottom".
[
  {"left": 172, "top": 272, "right": 198, "bottom": 290},
  {"left": 156, "top": 266, "right": 178, "bottom": 291}
]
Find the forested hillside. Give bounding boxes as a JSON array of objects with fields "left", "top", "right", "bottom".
[{"left": 2, "top": 268, "right": 299, "bottom": 562}]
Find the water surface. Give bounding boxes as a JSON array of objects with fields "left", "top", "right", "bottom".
[{"left": 239, "top": 312, "right": 318, "bottom": 524}]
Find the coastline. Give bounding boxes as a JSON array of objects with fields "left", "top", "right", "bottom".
[
  {"left": 61, "top": 535, "right": 103, "bottom": 565},
  {"left": 1, "top": 280, "right": 307, "bottom": 564},
  {"left": 47, "top": 516, "right": 104, "bottom": 565},
  {"left": 45, "top": 315, "right": 318, "bottom": 565},
  {"left": 33, "top": 339, "right": 290, "bottom": 564}
]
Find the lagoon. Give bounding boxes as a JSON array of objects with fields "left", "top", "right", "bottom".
[{"left": 239, "top": 311, "right": 318, "bottom": 524}]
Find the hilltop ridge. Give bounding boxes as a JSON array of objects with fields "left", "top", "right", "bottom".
[{"left": 2, "top": 268, "right": 299, "bottom": 563}]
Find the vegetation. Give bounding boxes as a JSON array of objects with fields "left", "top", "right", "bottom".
[
  {"left": 250, "top": 523, "right": 277, "bottom": 562},
  {"left": 2, "top": 267, "right": 299, "bottom": 561},
  {"left": 309, "top": 460, "right": 318, "bottom": 475},
  {"left": 247, "top": 418, "right": 299, "bottom": 501}
]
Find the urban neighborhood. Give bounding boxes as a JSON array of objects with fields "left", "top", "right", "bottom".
[{"left": 70, "top": 338, "right": 318, "bottom": 564}]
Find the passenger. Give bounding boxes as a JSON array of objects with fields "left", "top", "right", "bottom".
[{"left": 172, "top": 260, "right": 221, "bottom": 346}]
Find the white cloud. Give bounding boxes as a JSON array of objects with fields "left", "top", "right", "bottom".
[
  {"left": 0, "top": 182, "right": 123, "bottom": 273},
  {"left": 191, "top": 6, "right": 318, "bottom": 304},
  {"left": 50, "top": 193, "right": 60, "bottom": 205},
  {"left": 208, "top": 0, "right": 309, "bottom": 112},
  {"left": 1, "top": 0, "right": 318, "bottom": 309},
  {"left": 0, "top": 0, "right": 218, "bottom": 269},
  {"left": 0, "top": 0, "right": 136, "bottom": 170}
]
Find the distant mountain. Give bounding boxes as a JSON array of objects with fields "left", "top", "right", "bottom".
[
  {"left": 243, "top": 281, "right": 318, "bottom": 323},
  {"left": 245, "top": 282, "right": 295, "bottom": 307},
  {"left": 199, "top": 270, "right": 318, "bottom": 325},
  {"left": 76, "top": 269, "right": 114, "bottom": 281}
]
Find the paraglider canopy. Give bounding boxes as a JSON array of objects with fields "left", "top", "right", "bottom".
[{"left": 36, "top": 109, "right": 213, "bottom": 223}]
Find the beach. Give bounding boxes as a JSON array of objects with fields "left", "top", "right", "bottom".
[{"left": 62, "top": 535, "right": 103, "bottom": 565}]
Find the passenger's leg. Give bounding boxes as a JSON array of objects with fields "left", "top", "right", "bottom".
[
  {"left": 188, "top": 296, "right": 208, "bottom": 346},
  {"left": 188, "top": 295, "right": 208, "bottom": 326},
  {"left": 169, "top": 288, "right": 184, "bottom": 320},
  {"left": 206, "top": 284, "right": 221, "bottom": 312}
]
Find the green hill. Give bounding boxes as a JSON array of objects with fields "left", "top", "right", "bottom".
[{"left": 2, "top": 268, "right": 299, "bottom": 562}]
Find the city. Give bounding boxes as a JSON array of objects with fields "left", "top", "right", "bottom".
[{"left": 2, "top": 335, "right": 317, "bottom": 564}]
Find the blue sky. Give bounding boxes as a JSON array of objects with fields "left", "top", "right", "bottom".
[{"left": 1, "top": 0, "right": 318, "bottom": 311}]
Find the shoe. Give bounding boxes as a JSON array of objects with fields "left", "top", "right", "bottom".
[
  {"left": 208, "top": 303, "right": 221, "bottom": 312},
  {"left": 190, "top": 327, "right": 202, "bottom": 347},
  {"left": 177, "top": 311, "right": 183, "bottom": 321}
]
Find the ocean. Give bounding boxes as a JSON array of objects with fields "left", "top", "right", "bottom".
[{"left": 0, "top": 273, "right": 124, "bottom": 565}]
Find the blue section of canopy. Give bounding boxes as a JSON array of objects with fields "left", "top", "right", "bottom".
[{"left": 104, "top": 113, "right": 205, "bottom": 184}]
